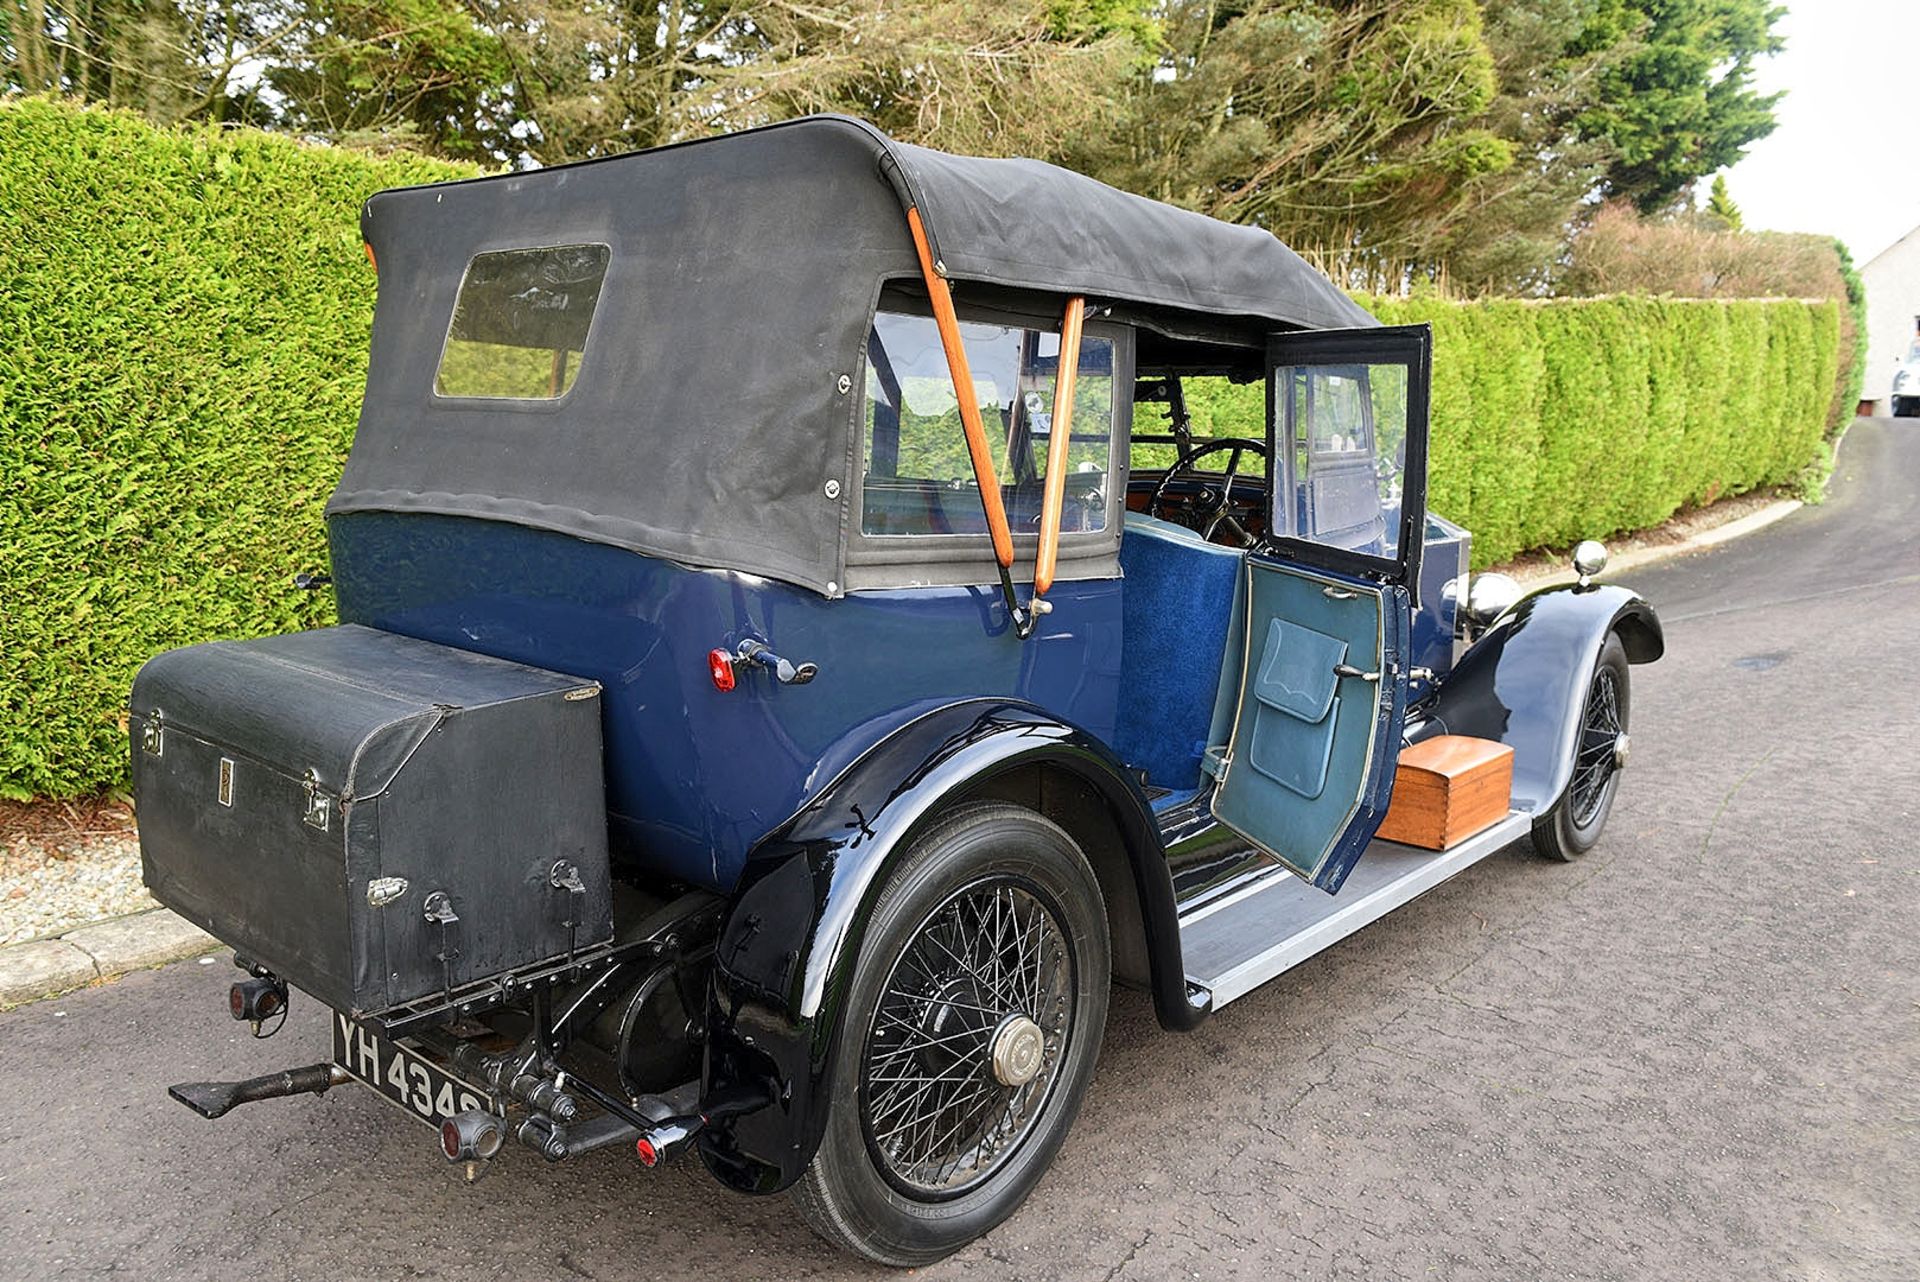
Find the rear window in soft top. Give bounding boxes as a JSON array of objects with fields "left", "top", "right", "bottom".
[{"left": 435, "top": 244, "right": 610, "bottom": 400}]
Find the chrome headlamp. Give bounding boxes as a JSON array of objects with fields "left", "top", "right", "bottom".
[
  {"left": 1467, "top": 572, "right": 1522, "bottom": 624},
  {"left": 1448, "top": 572, "right": 1521, "bottom": 631}
]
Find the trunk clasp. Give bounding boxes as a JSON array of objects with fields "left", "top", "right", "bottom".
[{"left": 301, "top": 768, "right": 331, "bottom": 832}]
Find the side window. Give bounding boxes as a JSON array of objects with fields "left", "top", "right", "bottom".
[
  {"left": 1278, "top": 363, "right": 1407, "bottom": 556},
  {"left": 435, "top": 244, "right": 610, "bottom": 400},
  {"left": 1306, "top": 370, "right": 1369, "bottom": 455},
  {"left": 862, "top": 310, "right": 1113, "bottom": 537}
]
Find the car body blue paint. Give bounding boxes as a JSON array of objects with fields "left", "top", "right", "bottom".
[
  {"left": 1410, "top": 513, "right": 1470, "bottom": 681},
  {"left": 324, "top": 494, "right": 1653, "bottom": 1202},
  {"left": 328, "top": 512, "right": 1124, "bottom": 891}
]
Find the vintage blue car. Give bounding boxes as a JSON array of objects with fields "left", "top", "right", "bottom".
[{"left": 134, "top": 116, "right": 1662, "bottom": 1265}]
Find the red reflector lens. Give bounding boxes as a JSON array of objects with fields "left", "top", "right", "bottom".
[
  {"left": 227, "top": 984, "right": 246, "bottom": 1019},
  {"left": 707, "top": 649, "right": 736, "bottom": 693},
  {"left": 441, "top": 1120, "right": 462, "bottom": 1160},
  {"left": 635, "top": 1136, "right": 658, "bottom": 1167}
]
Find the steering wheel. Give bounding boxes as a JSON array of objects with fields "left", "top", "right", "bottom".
[{"left": 1148, "top": 437, "right": 1271, "bottom": 547}]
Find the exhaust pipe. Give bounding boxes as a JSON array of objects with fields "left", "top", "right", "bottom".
[
  {"left": 169, "top": 1062, "right": 351, "bottom": 1119},
  {"left": 630, "top": 1083, "right": 773, "bottom": 1168},
  {"left": 633, "top": 1113, "right": 704, "bottom": 1168}
]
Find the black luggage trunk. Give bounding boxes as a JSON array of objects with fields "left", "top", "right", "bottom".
[{"left": 130, "top": 624, "right": 612, "bottom": 1015}]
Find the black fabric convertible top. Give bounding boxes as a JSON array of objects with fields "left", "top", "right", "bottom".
[{"left": 329, "top": 115, "right": 1376, "bottom": 595}]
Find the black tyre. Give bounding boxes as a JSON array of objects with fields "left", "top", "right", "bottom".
[
  {"left": 1531, "top": 632, "right": 1631, "bottom": 861},
  {"left": 793, "top": 802, "right": 1110, "bottom": 1266}
]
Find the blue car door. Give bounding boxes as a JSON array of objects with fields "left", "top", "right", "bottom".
[{"left": 1211, "top": 325, "right": 1432, "bottom": 893}]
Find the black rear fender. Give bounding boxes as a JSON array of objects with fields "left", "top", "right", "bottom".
[{"left": 698, "top": 699, "right": 1203, "bottom": 1194}]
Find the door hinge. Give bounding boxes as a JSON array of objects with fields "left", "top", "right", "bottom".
[{"left": 1202, "top": 744, "right": 1233, "bottom": 781}]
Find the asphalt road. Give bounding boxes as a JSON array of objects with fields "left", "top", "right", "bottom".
[{"left": 5, "top": 421, "right": 1916, "bottom": 1282}]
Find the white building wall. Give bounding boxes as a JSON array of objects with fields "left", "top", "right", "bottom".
[{"left": 1861, "top": 227, "right": 1920, "bottom": 410}]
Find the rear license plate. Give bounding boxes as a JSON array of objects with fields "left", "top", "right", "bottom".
[{"left": 330, "top": 1011, "right": 495, "bottom": 1127}]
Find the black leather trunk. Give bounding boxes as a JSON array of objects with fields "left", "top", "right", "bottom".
[{"left": 129, "top": 624, "right": 612, "bottom": 1015}]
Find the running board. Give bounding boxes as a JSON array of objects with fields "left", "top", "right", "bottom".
[{"left": 1182, "top": 811, "right": 1533, "bottom": 1009}]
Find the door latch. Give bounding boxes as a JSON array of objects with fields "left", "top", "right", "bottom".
[{"left": 1332, "top": 663, "right": 1381, "bottom": 683}]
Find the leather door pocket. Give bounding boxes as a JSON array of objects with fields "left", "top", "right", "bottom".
[{"left": 1243, "top": 617, "right": 1346, "bottom": 800}]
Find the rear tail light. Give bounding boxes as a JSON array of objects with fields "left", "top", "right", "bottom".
[
  {"left": 441, "top": 1110, "right": 506, "bottom": 1163},
  {"left": 707, "top": 648, "right": 736, "bottom": 692},
  {"left": 229, "top": 977, "right": 286, "bottom": 1024},
  {"left": 635, "top": 1136, "right": 659, "bottom": 1167}
]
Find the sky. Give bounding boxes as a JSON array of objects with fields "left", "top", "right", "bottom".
[{"left": 1721, "top": 0, "right": 1920, "bottom": 265}]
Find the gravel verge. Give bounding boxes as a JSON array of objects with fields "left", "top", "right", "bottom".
[
  {"left": 1, "top": 828, "right": 153, "bottom": 946},
  {"left": 1494, "top": 487, "right": 1791, "bottom": 585}
]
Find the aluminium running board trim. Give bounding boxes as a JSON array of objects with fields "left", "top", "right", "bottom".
[{"left": 1182, "top": 811, "right": 1532, "bottom": 1010}]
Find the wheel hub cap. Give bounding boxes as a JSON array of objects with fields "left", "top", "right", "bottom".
[
  {"left": 990, "top": 1014, "right": 1045, "bottom": 1087},
  {"left": 1613, "top": 732, "right": 1631, "bottom": 769}
]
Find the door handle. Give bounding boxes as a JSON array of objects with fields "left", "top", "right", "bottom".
[
  {"left": 1322, "top": 585, "right": 1359, "bottom": 600},
  {"left": 735, "top": 639, "right": 819, "bottom": 685},
  {"left": 1332, "top": 663, "right": 1380, "bottom": 683}
]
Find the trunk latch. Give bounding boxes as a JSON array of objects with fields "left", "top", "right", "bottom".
[
  {"left": 550, "top": 860, "right": 588, "bottom": 961},
  {"left": 366, "top": 876, "right": 410, "bottom": 908},
  {"left": 141, "top": 710, "right": 164, "bottom": 757},
  {"left": 301, "top": 768, "right": 331, "bottom": 831},
  {"left": 423, "top": 890, "right": 462, "bottom": 999}
]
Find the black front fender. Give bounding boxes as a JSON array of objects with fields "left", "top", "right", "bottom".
[
  {"left": 697, "top": 698, "right": 1199, "bottom": 1194},
  {"left": 1415, "top": 582, "right": 1663, "bottom": 816}
]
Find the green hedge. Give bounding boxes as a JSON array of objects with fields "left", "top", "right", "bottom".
[
  {"left": 1367, "top": 294, "right": 1840, "bottom": 560},
  {"left": 1166, "top": 293, "right": 1839, "bottom": 563},
  {"left": 0, "top": 101, "right": 1842, "bottom": 800},
  {"left": 0, "top": 99, "right": 475, "bottom": 800}
]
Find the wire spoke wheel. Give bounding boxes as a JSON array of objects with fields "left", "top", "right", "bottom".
[
  {"left": 859, "top": 878, "right": 1074, "bottom": 1198},
  {"left": 1569, "top": 665, "right": 1623, "bottom": 827},
  {"left": 795, "top": 803, "right": 1108, "bottom": 1266}
]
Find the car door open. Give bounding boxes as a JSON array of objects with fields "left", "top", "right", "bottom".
[{"left": 1211, "top": 325, "right": 1432, "bottom": 893}]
